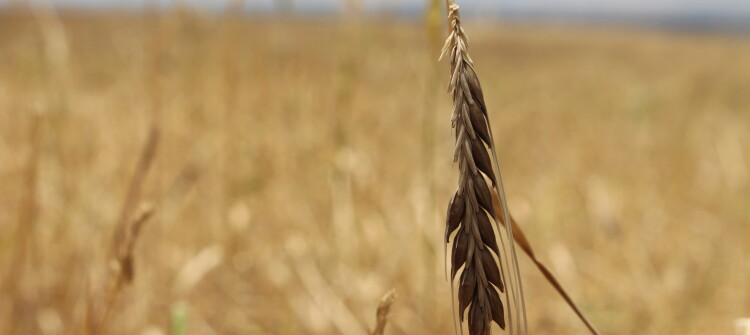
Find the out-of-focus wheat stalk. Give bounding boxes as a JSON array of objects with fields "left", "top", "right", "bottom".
[
  {"left": 416, "top": 0, "right": 445, "bottom": 321},
  {"left": 5, "top": 110, "right": 42, "bottom": 335},
  {"left": 84, "top": 205, "right": 155, "bottom": 334},
  {"left": 29, "top": 0, "right": 70, "bottom": 106},
  {"left": 441, "top": 3, "right": 527, "bottom": 334},
  {"left": 87, "top": 18, "right": 164, "bottom": 320},
  {"left": 95, "top": 204, "right": 156, "bottom": 334},
  {"left": 7, "top": 112, "right": 41, "bottom": 281},
  {"left": 370, "top": 289, "right": 397, "bottom": 335},
  {"left": 110, "top": 125, "right": 160, "bottom": 258},
  {"left": 84, "top": 122, "right": 159, "bottom": 333},
  {"left": 220, "top": 0, "right": 244, "bottom": 251}
]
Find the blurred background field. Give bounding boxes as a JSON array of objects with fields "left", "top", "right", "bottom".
[{"left": 0, "top": 2, "right": 749, "bottom": 334}]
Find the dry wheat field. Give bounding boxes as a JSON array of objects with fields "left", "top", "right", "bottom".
[{"left": 0, "top": 8, "right": 749, "bottom": 335}]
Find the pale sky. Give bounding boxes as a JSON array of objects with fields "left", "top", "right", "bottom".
[{"left": 32, "top": 0, "right": 750, "bottom": 16}]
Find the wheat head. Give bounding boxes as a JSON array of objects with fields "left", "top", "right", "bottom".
[{"left": 441, "top": 4, "right": 527, "bottom": 335}]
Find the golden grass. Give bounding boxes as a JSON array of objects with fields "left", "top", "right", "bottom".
[{"left": 0, "top": 9, "right": 749, "bottom": 334}]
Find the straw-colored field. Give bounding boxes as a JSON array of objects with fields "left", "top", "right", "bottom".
[{"left": 1, "top": 9, "right": 749, "bottom": 335}]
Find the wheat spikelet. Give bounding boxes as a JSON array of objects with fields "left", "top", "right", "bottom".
[{"left": 441, "top": 4, "right": 527, "bottom": 334}]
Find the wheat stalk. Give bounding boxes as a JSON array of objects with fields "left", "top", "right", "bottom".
[
  {"left": 441, "top": 4, "right": 527, "bottom": 335},
  {"left": 370, "top": 289, "right": 397, "bottom": 335}
]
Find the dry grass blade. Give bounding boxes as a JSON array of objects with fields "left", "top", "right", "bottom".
[
  {"left": 490, "top": 190, "right": 600, "bottom": 335},
  {"left": 441, "top": 4, "right": 526, "bottom": 334},
  {"left": 371, "top": 289, "right": 397, "bottom": 335}
]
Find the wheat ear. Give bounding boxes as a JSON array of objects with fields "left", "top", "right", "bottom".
[{"left": 441, "top": 4, "right": 527, "bottom": 335}]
